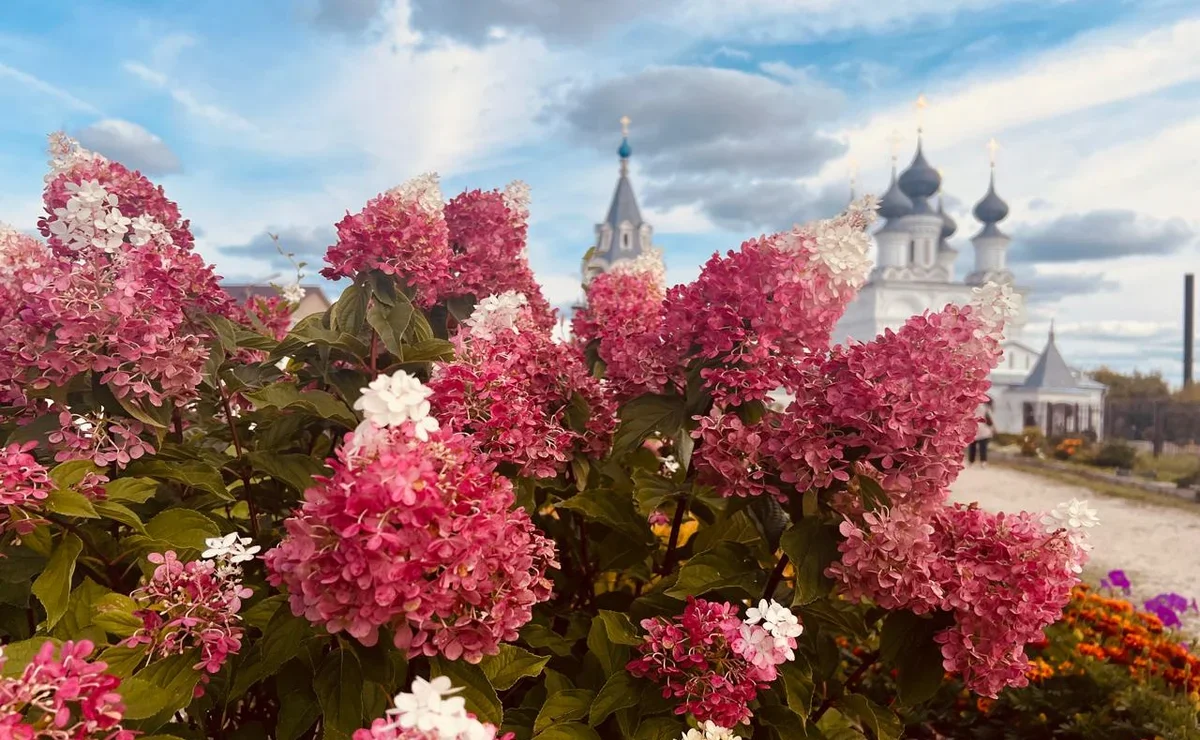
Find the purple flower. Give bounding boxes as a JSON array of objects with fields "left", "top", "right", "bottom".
[
  {"left": 1107, "top": 569, "right": 1131, "bottom": 594},
  {"left": 1145, "top": 594, "right": 1186, "bottom": 629}
]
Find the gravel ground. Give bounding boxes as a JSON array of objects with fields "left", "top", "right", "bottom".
[{"left": 949, "top": 464, "right": 1200, "bottom": 601}]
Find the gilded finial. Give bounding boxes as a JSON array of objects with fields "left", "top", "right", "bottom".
[
  {"left": 987, "top": 137, "right": 999, "bottom": 168},
  {"left": 915, "top": 94, "right": 928, "bottom": 136},
  {"left": 888, "top": 129, "right": 901, "bottom": 167},
  {"left": 620, "top": 115, "right": 631, "bottom": 137}
]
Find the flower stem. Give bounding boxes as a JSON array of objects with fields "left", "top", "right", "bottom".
[
  {"left": 218, "top": 382, "right": 260, "bottom": 538},
  {"left": 762, "top": 554, "right": 790, "bottom": 601},
  {"left": 660, "top": 495, "right": 690, "bottom": 575}
]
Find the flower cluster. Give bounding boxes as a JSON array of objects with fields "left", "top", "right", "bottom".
[
  {"left": 771, "top": 284, "right": 1016, "bottom": 507},
  {"left": 1, "top": 135, "right": 238, "bottom": 465},
  {"left": 690, "top": 409, "right": 780, "bottom": 501},
  {"left": 682, "top": 722, "right": 744, "bottom": 740},
  {"left": 1061, "top": 584, "right": 1200, "bottom": 692},
  {"left": 0, "top": 441, "right": 54, "bottom": 536},
  {"left": 441, "top": 186, "right": 554, "bottom": 332},
  {"left": 830, "top": 500, "right": 1091, "bottom": 697},
  {"left": 0, "top": 639, "right": 134, "bottom": 739},
  {"left": 322, "top": 174, "right": 451, "bottom": 306},
  {"left": 265, "top": 422, "right": 558, "bottom": 663},
  {"left": 570, "top": 252, "right": 671, "bottom": 401},
  {"left": 354, "top": 369, "right": 441, "bottom": 441},
  {"left": 1144, "top": 593, "right": 1198, "bottom": 629},
  {"left": 627, "top": 598, "right": 802, "bottom": 728},
  {"left": 126, "top": 548, "right": 253, "bottom": 680},
  {"left": 355, "top": 676, "right": 511, "bottom": 740},
  {"left": 428, "top": 296, "right": 614, "bottom": 478}
]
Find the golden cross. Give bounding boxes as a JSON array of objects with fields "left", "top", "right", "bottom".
[
  {"left": 915, "top": 94, "right": 928, "bottom": 134},
  {"left": 620, "top": 115, "right": 631, "bottom": 137},
  {"left": 987, "top": 137, "right": 999, "bottom": 167},
  {"left": 888, "top": 129, "right": 902, "bottom": 165}
]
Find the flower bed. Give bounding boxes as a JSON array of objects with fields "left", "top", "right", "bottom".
[{"left": 0, "top": 133, "right": 1099, "bottom": 739}]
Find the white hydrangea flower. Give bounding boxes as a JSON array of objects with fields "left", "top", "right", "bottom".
[
  {"left": 744, "top": 599, "right": 804, "bottom": 640},
  {"left": 391, "top": 172, "right": 444, "bottom": 218},
  {"left": 970, "top": 281, "right": 1020, "bottom": 331},
  {"left": 502, "top": 179, "right": 532, "bottom": 218},
  {"left": 47, "top": 180, "right": 127, "bottom": 253},
  {"left": 611, "top": 247, "right": 666, "bottom": 288},
  {"left": 464, "top": 291, "right": 529, "bottom": 341},
  {"left": 354, "top": 370, "right": 440, "bottom": 440},
  {"left": 1043, "top": 498, "right": 1099, "bottom": 530},
  {"left": 280, "top": 282, "right": 306, "bottom": 304},
  {"left": 660, "top": 455, "right": 680, "bottom": 476},
  {"left": 94, "top": 207, "right": 132, "bottom": 253},
  {"left": 128, "top": 214, "right": 171, "bottom": 247},
  {"left": 682, "top": 721, "right": 744, "bottom": 740},
  {"left": 808, "top": 208, "right": 874, "bottom": 294},
  {"left": 45, "top": 132, "right": 105, "bottom": 181},
  {"left": 202, "top": 533, "right": 261, "bottom": 564},
  {"left": 381, "top": 676, "right": 492, "bottom": 739}
]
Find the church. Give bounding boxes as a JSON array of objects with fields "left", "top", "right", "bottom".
[{"left": 580, "top": 118, "right": 1106, "bottom": 439}]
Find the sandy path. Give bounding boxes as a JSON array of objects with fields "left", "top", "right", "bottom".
[{"left": 949, "top": 465, "right": 1200, "bottom": 601}]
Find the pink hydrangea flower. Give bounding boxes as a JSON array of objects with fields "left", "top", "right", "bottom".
[
  {"left": 265, "top": 424, "right": 558, "bottom": 663},
  {"left": 321, "top": 174, "right": 451, "bottom": 306},
  {"left": 440, "top": 186, "right": 555, "bottom": 333},
  {"left": 429, "top": 299, "right": 614, "bottom": 478},
  {"left": 830, "top": 502, "right": 1087, "bottom": 697},
  {"left": 627, "top": 598, "right": 799, "bottom": 727},
  {"left": 0, "top": 441, "right": 53, "bottom": 536},
  {"left": 0, "top": 639, "right": 135, "bottom": 740},
  {"left": 690, "top": 408, "right": 780, "bottom": 501},
  {"left": 126, "top": 550, "right": 253, "bottom": 681}
]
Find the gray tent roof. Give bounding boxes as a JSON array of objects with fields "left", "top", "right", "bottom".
[
  {"left": 594, "top": 172, "right": 650, "bottom": 259},
  {"left": 1023, "top": 328, "right": 1079, "bottom": 390}
]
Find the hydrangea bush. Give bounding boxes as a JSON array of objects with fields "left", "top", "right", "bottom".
[{"left": 0, "top": 133, "right": 1094, "bottom": 740}]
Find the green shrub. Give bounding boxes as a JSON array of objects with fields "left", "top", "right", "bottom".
[{"left": 1088, "top": 442, "right": 1138, "bottom": 469}]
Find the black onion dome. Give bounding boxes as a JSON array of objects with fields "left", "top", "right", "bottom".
[
  {"left": 973, "top": 173, "right": 1009, "bottom": 224},
  {"left": 877, "top": 168, "right": 913, "bottom": 220},
  {"left": 898, "top": 142, "right": 941, "bottom": 199}
]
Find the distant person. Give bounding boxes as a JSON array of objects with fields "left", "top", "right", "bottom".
[{"left": 968, "top": 398, "right": 995, "bottom": 467}]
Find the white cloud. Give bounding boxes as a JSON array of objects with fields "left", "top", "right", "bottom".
[
  {"left": 124, "top": 61, "right": 258, "bottom": 133},
  {"left": 75, "top": 119, "right": 182, "bottom": 175},
  {"left": 0, "top": 62, "right": 101, "bottom": 115}
]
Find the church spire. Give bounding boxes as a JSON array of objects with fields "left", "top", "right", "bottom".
[{"left": 582, "top": 115, "right": 655, "bottom": 284}]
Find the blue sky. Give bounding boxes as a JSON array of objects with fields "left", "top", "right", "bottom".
[{"left": 1, "top": 0, "right": 1198, "bottom": 380}]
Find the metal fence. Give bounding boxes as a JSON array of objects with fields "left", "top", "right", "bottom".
[{"left": 1104, "top": 398, "right": 1200, "bottom": 456}]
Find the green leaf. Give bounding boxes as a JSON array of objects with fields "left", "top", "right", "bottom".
[
  {"left": 144, "top": 509, "right": 221, "bottom": 553},
  {"left": 113, "top": 391, "right": 174, "bottom": 429},
  {"left": 94, "top": 501, "right": 146, "bottom": 534},
  {"left": 126, "top": 460, "right": 230, "bottom": 499},
  {"left": 31, "top": 534, "right": 82, "bottom": 629},
  {"left": 49, "top": 460, "right": 102, "bottom": 488},
  {"left": 131, "top": 651, "right": 203, "bottom": 726},
  {"left": 314, "top": 649, "right": 366, "bottom": 740},
  {"left": 92, "top": 592, "right": 143, "bottom": 637},
  {"left": 230, "top": 607, "right": 319, "bottom": 697},
  {"left": 246, "top": 451, "right": 328, "bottom": 494},
  {"left": 277, "top": 662, "right": 320, "bottom": 740},
  {"left": 520, "top": 623, "right": 576, "bottom": 657},
  {"left": 587, "top": 616, "right": 629, "bottom": 677},
  {"left": 612, "top": 394, "right": 686, "bottom": 456},
  {"left": 879, "top": 610, "right": 949, "bottom": 706},
  {"left": 105, "top": 477, "right": 159, "bottom": 504},
  {"left": 781, "top": 658, "right": 816, "bottom": 719},
  {"left": 666, "top": 541, "right": 763, "bottom": 599},
  {"left": 799, "top": 598, "right": 868, "bottom": 640},
  {"left": 0, "top": 637, "right": 59, "bottom": 676},
  {"left": 397, "top": 338, "right": 454, "bottom": 364},
  {"left": 534, "top": 689, "right": 595, "bottom": 734},
  {"left": 245, "top": 382, "right": 357, "bottom": 426},
  {"left": 534, "top": 725, "right": 602, "bottom": 740},
  {"left": 118, "top": 675, "right": 175, "bottom": 720},
  {"left": 430, "top": 657, "right": 502, "bottom": 728},
  {"left": 836, "top": 694, "right": 902, "bottom": 740},
  {"left": 758, "top": 705, "right": 823, "bottom": 739},
  {"left": 43, "top": 488, "right": 100, "bottom": 519},
  {"left": 857, "top": 476, "right": 891, "bottom": 512},
  {"left": 366, "top": 297, "right": 414, "bottom": 357},
  {"left": 595, "top": 610, "right": 641, "bottom": 646},
  {"left": 98, "top": 644, "right": 147, "bottom": 677},
  {"left": 557, "top": 489, "right": 654, "bottom": 546},
  {"left": 330, "top": 282, "right": 368, "bottom": 334},
  {"left": 633, "top": 718, "right": 682, "bottom": 740},
  {"left": 241, "top": 594, "right": 285, "bottom": 631},
  {"left": 588, "top": 671, "right": 640, "bottom": 726},
  {"left": 780, "top": 519, "right": 840, "bottom": 606},
  {"left": 479, "top": 644, "right": 550, "bottom": 690}
]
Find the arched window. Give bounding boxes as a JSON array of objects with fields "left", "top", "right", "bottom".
[{"left": 623, "top": 233, "right": 630, "bottom": 249}]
